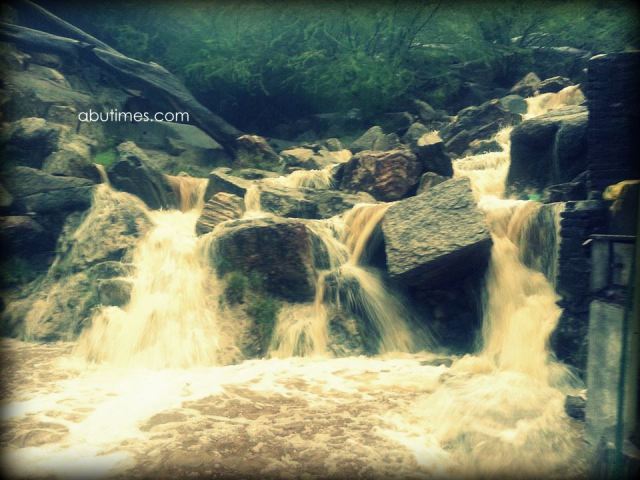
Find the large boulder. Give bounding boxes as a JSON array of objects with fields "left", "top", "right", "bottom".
[
  {"left": 42, "top": 134, "right": 101, "bottom": 182},
  {"left": 108, "top": 141, "right": 177, "bottom": 210},
  {"left": 507, "top": 105, "right": 588, "bottom": 192},
  {"left": 195, "top": 192, "right": 245, "bottom": 235},
  {"left": 1, "top": 166, "right": 94, "bottom": 214},
  {"left": 439, "top": 99, "right": 522, "bottom": 157},
  {"left": 338, "top": 148, "right": 422, "bottom": 201},
  {"left": 212, "top": 217, "right": 317, "bottom": 301},
  {"left": 382, "top": 177, "right": 492, "bottom": 286}
]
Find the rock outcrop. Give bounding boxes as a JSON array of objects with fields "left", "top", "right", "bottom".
[
  {"left": 212, "top": 218, "right": 317, "bottom": 301},
  {"left": 382, "top": 177, "right": 492, "bottom": 287}
]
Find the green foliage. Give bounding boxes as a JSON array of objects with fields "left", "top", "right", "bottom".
[
  {"left": 224, "top": 272, "right": 248, "bottom": 304},
  {"left": 246, "top": 295, "right": 280, "bottom": 353},
  {"left": 94, "top": 149, "right": 117, "bottom": 168},
  {"left": 44, "top": 1, "right": 639, "bottom": 131}
]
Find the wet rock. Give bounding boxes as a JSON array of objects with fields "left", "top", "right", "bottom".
[
  {"left": 108, "top": 142, "right": 177, "bottom": 210},
  {"left": 508, "top": 105, "right": 588, "bottom": 192},
  {"left": 280, "top": 147, "right": 350, "bottom": 172},
  {"left": 213, "top": 217, "right": 317, "bottom": 301},
  {"left": 510, "top": 72, "right": 541, "bottom": 97},
  {"left": 417, "top": 172, "right": 447, "bottom": 195},
  {"left": 350, "top": 126, "right": 400, "bottom": 153},
  {"left": 204, "top": 169, "right": 252, "bottom": 200},
  {"left": 382, "top": 177, "right": 492, "bottom": 287},
  {"left": 196, "top": 192, "right": 245, "bottom": 235},
  {"left": 541, "top": 172, "right": 588, "bottom": 203},
  {"left": 440, "top": 99, "right": 522, "bottom": 157},
  {"left": 564, "top": 395, "right": 586, "bottom": 420},
  {"left": 538, "top": 76, "right": 573, "bottom": 94},
  {"left": 338, "top": 148, "right": 422, "bottom": 201},
  {"left": 235, "top": 134, "right": 280, "bottom": 168},
  {"left": 414, "top": 133, "right": 453, "bottom": 177},
  {"left": 2, "top": 166, "right": 93, "bottom": 214}
]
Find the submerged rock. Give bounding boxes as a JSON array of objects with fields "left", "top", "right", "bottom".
[
  {"left": 508, "top": 105, "right": 588, "bottom": 192},
  {"left": 108, "top": 142, "right": 177, "bottom": 210},
  {"left": 382, "top": 177, "right": 492, "bottom": 286},
  {"left": 213, "top": 217, "right": 317, "bottom": 302},
  {"left": 338, "top": 148, "right": 422, "bottom": 201}
]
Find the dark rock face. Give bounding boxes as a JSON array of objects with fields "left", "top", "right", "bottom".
[
  {"left": 440, "top": 99, "right": 521, "bottom": 157},
  {"left": 2, "top": 166, "right": 94, "bottom": 214},
  {"left": 213, "top": 218, "right": 317, "bottom": 301},
  {"left": 565, "top": 395, "right": 586, "bottom": 421},
  {"left": 204, "top": 169, "right": 252, "bottom": 200},
  {"left": 508, "top": 105, "right": 588, "bottom": 192},
  {"left": 414, "top": 133, "right": 453, "bottom": 177},
  {"left": 108, "top": 142, "right": 177, "bottom": 210},
  {"left": 0, "top": 215, "right": 54, "bottom": 255},
  {"left": 552, "top": 200, "right": 607, "bottom": 372},
  {"left": 196, "top": 192, "right": 245, "bottom": 235},
  {"left": 587, "top": 52, "right": 640, "bottom": 192},
  {"left": 382, "top": 177, "right": 492, "bottom": 287},
  {"left": 541, "top": 172, "right": 588, "bottom": 203},
  {"left": 338, "top": 148, "right": 422, "bottom": 201}
]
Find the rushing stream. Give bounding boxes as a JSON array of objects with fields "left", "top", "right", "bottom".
[{"left": 1, "top": 87, "right": 589, "bottom": 479}]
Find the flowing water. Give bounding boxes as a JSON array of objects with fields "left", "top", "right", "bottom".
[{"left": 1, "top": 86, "right": 589, "bottom": 479}]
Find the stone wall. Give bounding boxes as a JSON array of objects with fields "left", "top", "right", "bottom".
[
  {"left": 587, "top": 51, "right": 640, "bottom": 193},
  {"left": 552, "top": 200, "right": 607, "bottom": 372}
]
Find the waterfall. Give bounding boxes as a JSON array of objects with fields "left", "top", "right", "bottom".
[
  {"left": 452, "top": 87, "right": 582, "bottom": 384},
  {"left": 270, "top": 203, "right": 419, "bottom": 357},
  {"left": 74, "top": 180, "right": 238, "bottom": 368}
]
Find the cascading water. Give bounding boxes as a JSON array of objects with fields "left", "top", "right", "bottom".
[
  {"left": 1, "top": 86, "right": 588, "bottom": 479},
  {"left": 74, "top": 178, "right": 239, "bottom": 369}
]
